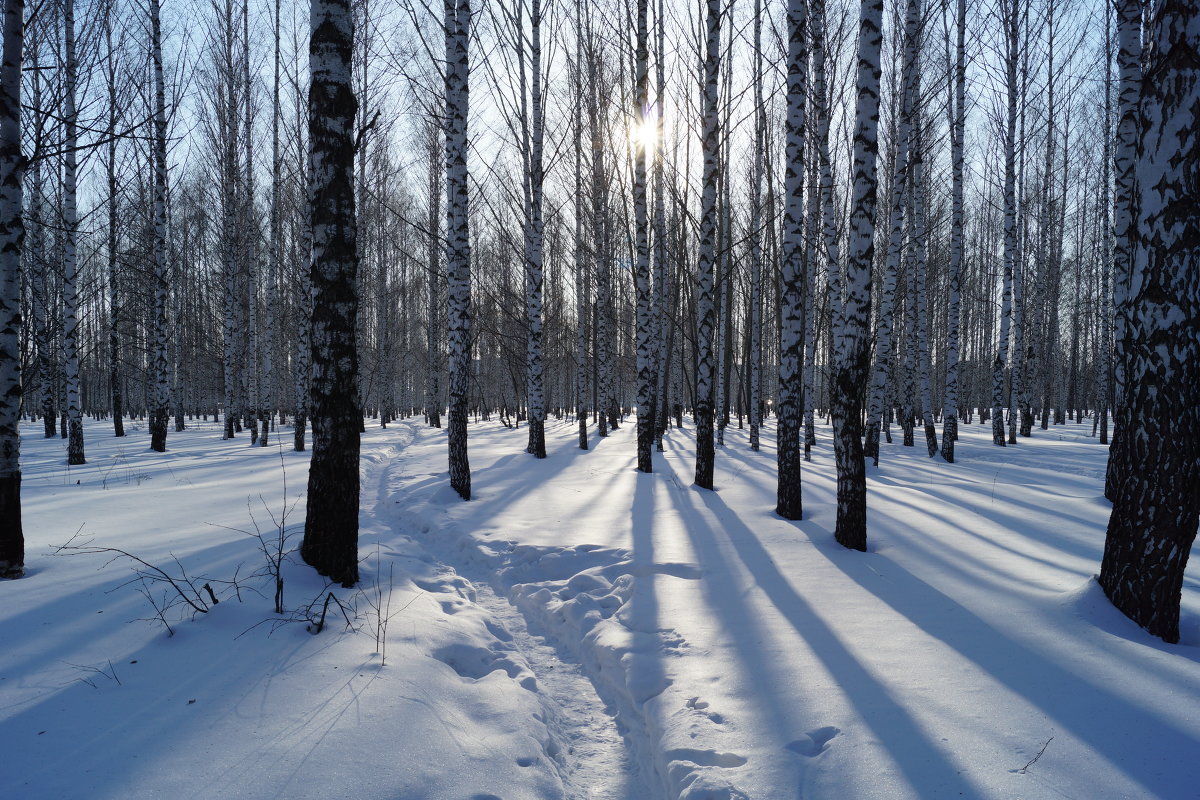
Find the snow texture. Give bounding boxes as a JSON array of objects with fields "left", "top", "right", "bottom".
[{"left": 2, "top": 414, "right": 1198, "bottom": 799}]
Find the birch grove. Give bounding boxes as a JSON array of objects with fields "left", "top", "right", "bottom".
[{"left": 0, "top": 0, "right": 1191, "bottom": 643}]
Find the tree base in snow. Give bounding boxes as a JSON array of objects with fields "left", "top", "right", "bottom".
[{"left": 0, "top": 471, "right": 23, "bottom": 577}]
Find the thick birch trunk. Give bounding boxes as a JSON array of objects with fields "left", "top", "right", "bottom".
[
  {"left": 302, "top": 0, "right": 361, "bottom": 586},
  {"left": 0, "top": 0, "right": 23, "bottom": 578},
  {"left": 1100, "top": 0, "right": 1199, "bottom": 643}
]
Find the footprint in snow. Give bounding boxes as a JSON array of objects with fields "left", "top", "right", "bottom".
[
  {"left": 686, "top": 696, "right": 726, "bottom": 725},
  {"left": 786, "top": 726, "right": 841, "bottom": 757}
]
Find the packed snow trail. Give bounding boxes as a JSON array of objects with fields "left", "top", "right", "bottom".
[{"left": 364, "top": 427, "right": 644, "bottom": 800}]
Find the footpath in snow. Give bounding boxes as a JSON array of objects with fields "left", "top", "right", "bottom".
[
  {"left": 2, "top": 414, "right": 1198, "bottom": 799},
  {"left": 389, "top": 415, "right": 1200, "bottom": 800}
]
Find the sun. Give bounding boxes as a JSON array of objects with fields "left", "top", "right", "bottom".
[{"left": 628, "top": 104, "right": 660, "bottom": 155}]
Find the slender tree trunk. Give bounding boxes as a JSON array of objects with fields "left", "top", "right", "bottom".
[
  {"left": 992, "top": 0, "right": 1019, "bottom": 447},
  {"left": 747, "top": 0, "right": 765, "bottom": 454},
  {"left": 694, "top": 0, "right": 723, "bottom": 491},
  {"left": 831, "top": 0, "right": 885, "bottom": 550},
  {"left": 775, "top": 0, "right": 807, "bottom": 515},
  {"left": 426, "top": 117, "right": 442, "bottom": 429},
  {"left": 1104, "top": 0, "right": 1142, "bottom": 499},
  {"left": 572, "top": 54, "right": 588, "bottom": 450},
  {"left": 940, "top": 0, "right": 966, "bottom": 462},
  {"left": 102, "top": 9, "right": 123, "bottom": 438},
  {"left": 911, "top": 126, "right": 937, "bottom": 457},
  {"left": 149, "top": 0, "right": 170, "bottom": 452},
  {"left": 632, "top": 0, "right": 653, "bottom": 471},
  {"left": 525, "top": 0, "right": 547, "bottom": 459},
  {"left": 864, "top": 0, "right": 920, "bottom": 465},
  {"left": 445, "top": 0, "right": 472, "bottom": 500},
  {"left": 62, "top": 0, "right": 84, "bottom": 466},
  {"left": 262, "top": 0, "right": 283, "bottom": 447}
]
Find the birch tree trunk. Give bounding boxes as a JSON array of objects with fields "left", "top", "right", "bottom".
[
  {"left": 61, "top": 0, "right": 84, "bottom": 466},
  {"left": 293, "top": 207, "right": 313, "bottom": 451},
  {"left": 1104, "top": 0, "right": 1141, "bottom": 500},
  {"left": 693, "top": 0, "right": 722, "bottom": 491},
  {"left": 149, "top": 0, "right": 171, "bottom": 452},
  {"left": 572, "top": 53, "right": 588, "bottom": 449},
  {"left": 27, "top": 37, "right": 53, "bottom": 439},
  {"left": 1099, "top": 0, "right": 1199, "bottom": 643},
  {"left": 832, "top": 0, "right": 885, "bottom": 550},
  {"left": 808, "top": 0, "right": 836, "bottom": 461},
  {"left": 243, "top": 0, "right": 259, "bottom": 446},
  {"left": 262, "top": 0, "right": 282, "bottom": 446},
  {"left": 747, "top": 0, "right": 764, "bottom": 453},
  {"left": 426, "top": 116, "right": 442, "bottom": 429},
  {"left": 525, "top": 0, "right": 546, "bottom": 459},
  {"left": 632, "top": 0, "right": 653, "bottom": 471},
  {"left": 302, "top": 0, "right": 361, "bottom": 586},
  {"left": 102, "top": 6, "right": 123, "bottom": 438},
  {"left": 0, "top": 0, "right": 23, "bottom": 578},
  {"left": 864, "top": 0, "right": 920, "bottom": 465},
  {"left": 911, "top": 126, "right": 937, "bottom": 457},
  {"left": 775, "top": 0, "right": 807, "bottom": 515},
  {"left": 992, "top": 0, "right": 1019, "bottom": 447},
  {"left": 651, "top": 0, "right": 668, "bottom": 452},
  {"left": 445, "top": 0, "right": 472, "bottom": 500},
  {"left": 940, "top": 0, "right": 966, "bottom": 462}
]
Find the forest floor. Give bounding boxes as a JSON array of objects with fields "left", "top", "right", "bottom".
[{"left": 2, "top": 412, "right": 1198, "bottom": 799}]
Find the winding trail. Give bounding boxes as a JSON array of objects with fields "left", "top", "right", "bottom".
[{"left": 365, "top": 422, "right": 645, "bottom": 800}]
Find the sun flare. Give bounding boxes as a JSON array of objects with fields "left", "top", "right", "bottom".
[{"left": 628, "top": 106, "right": 660, "bottom": 154}]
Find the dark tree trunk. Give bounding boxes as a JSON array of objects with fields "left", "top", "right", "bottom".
[
  {"left": 301, "top": 0, "right": 361, "bottom": 587},
  {"left": 0, "top": 0, "right": 23, "bottom": 579},
  {"left": 1099, "top": 0, "right": 1199, "bottom": 645}
]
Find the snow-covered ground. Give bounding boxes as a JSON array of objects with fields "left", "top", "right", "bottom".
[{"left": 2, "top": 413, "right": 1197, "bottom": 799}]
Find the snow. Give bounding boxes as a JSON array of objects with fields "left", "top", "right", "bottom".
[{"left": 3, "top": 414, "right": 1198, "bottom": 799}]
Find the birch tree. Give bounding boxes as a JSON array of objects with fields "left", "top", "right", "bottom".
[
  {"left": 693, "top": 0, "right": 722, "bottom": 491},
  {"left": 445, "top": 0, "right": 472, "bottom": 500},
  {"left": 864, "top": 0, "right": 920, "bottom": 465},
  {"left": 940, "top": 0, "right": 966, "bottom": 462},
  {"left": 1099, "top": 0, "right": 1199, "bottom": 644},
  {"left": 102, "top": 0, "right": 124, "bottom": 438},
  {"left": 524, "top": 0, "right": 546, "bottom": 459},
  {"left": 61, "top": 0, "right": 84, "bottom": 465},
  {"left": 0, "top": 0, "right": 22, "bottom": 578},
  {"left": 1103, "top": 0, "right": 1141, "bottom": 499},
  {"left": 776, "top": 0, "right": 806, "bottom": 517},
  {"left": 832, "top": 0, "right": 885, "bottom": 550},
  {"left": 301, "top": 0, "right": 361, "bottom": 587},
  {"left": 632, "top": 0, "right": 653, "bottom": 472},
  {"left": 992, "top": 0, "right": 1019, "bottom": 447},
  {"left": 148, "top": 0, "right": 170, "bottom": 452},
  {"left": 747, "top": 0, "right": 765, "bottom": 453}
]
